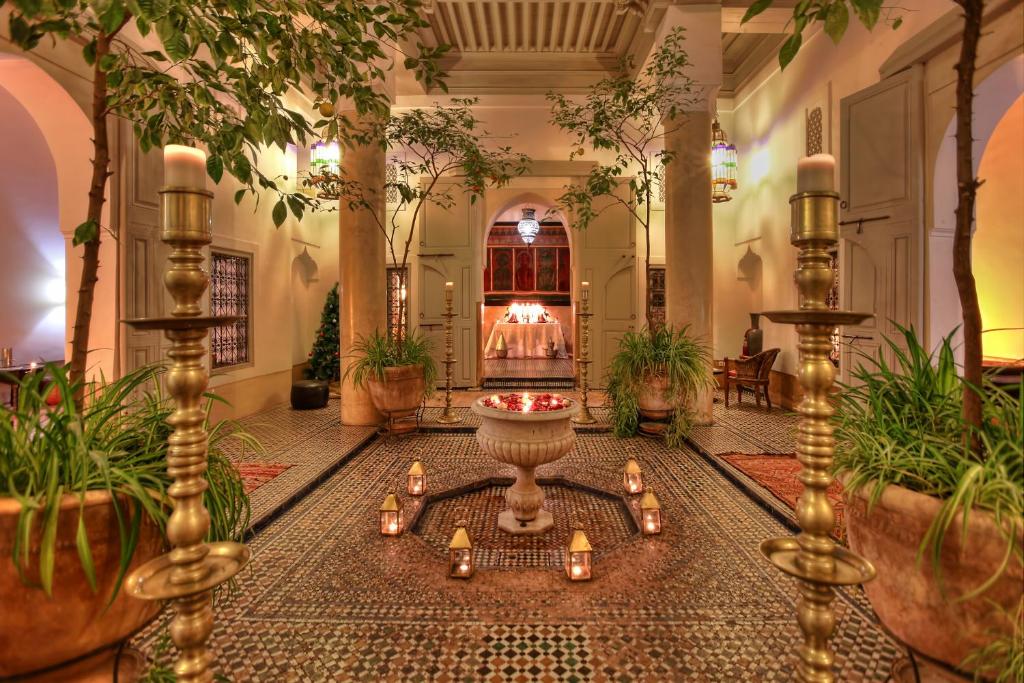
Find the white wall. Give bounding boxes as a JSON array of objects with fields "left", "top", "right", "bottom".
[{"left": 716, "top": 1, "right": 954, "bottom": 374}]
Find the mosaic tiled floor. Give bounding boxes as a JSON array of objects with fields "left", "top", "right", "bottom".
[
  {"left": 138, "top": 430, "right": 901, "bottom": 681},
  {"left": 414, "top": 483, "right": 636, "bottom": 569},
  {"left": 218, "top": 398, "right": 375, "bottom": 527},
  {"left": 483, "top": 358, "right": 576, "bottom": 379}
]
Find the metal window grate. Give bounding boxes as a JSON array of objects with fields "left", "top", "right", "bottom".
[
  {"left": 210, "top": 251, "right": 251, "bottom": 369},
  {"left": 387, "top": 266, "right": 408, "bottom": 340}
]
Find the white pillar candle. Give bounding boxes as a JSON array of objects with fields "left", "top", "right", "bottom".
[
  {"left": 445, "top": 281, "right": 454, "bottom": 302},
  {"left": 164, "top": 144, "right": 208, "bottom": 189},
  {"left": 581, "top": 281, "right": 590, "bottom": 302},
  {"left": 796, "top": 154, "right": 836, "bottom": 193}
]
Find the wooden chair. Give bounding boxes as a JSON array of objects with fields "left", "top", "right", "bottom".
[{"left": 724, "top": 348, "right": 780, "bottom": 412}]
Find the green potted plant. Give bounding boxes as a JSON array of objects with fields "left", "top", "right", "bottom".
[
  {"left": 835, "top": 327, "right": 1022, "bottom": 678},
  {"left": 606, "top": 325, "right": 715, "bottom": 447},
  {"left": 345, "top": 330, "right": 438, "bottom": 427},
  {"left": 0, "top": 365, "right": 254, "bottom": 678}
]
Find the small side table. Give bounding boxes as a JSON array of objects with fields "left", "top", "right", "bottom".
[{"left": 0, "top": 362, "right": 50, "bottom": 407}]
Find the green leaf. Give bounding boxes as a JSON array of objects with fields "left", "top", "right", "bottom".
[
  {"left": 234, "top": 188, "right": 247, "bottom": 205},
  {"left": 82, "top": 40, "right": 97, "bottom": 65},
  {"left": 75, "top": 507, "right": 98, "bottom": 593},
  {"left": 39, "top": 486, "right": 63, "bottom": 596},
  {"left": 286, "top": 195, "right": 304, "bottom": 221},
  {"left": 779, "top": 32, "right": 803, "bottom": 70},
  {"left": 73, "top": 220, "right": 99, "bottom": 246},
  {"left": 741, "top": 0, "right": 774, "bottom": 24},
  {"left": 206, "top": 155, "right": 224, "bottom": 183},
  {"left": 825, "top": 2, "right": 850, "bottom": 44},
  {"left": 850, "top": 0, "right": 883, "bottom": 30},
  {"left": 99, "top": 2, "right": 126, "bottom": 34},
  {"left": 272, "top": 199, "right": 287, "bottom": 227}
]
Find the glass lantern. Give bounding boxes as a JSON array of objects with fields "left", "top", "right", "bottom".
[
  {"left": 449, "top": 522, "right": 474, "bottom": 578},
  {"left": 640, "top": 489, "right": 662, "bottom": 535},
  {"left": 711, "top": 118, "right": 738, "bottom": 203},
  {"left": 407, "top": 460, "right": 425, "bottom": 496},
  {"left": 623, "top": 458, "right": 644, "bottom": 494},
  {"left": 565, "top": 525, "right": 593, "bottom": 581},
  {"left": 379, "top": 493, "right": 402, "bottom": 536}
]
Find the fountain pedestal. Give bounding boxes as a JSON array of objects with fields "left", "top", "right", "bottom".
[{"left": 472, "top": 396, "right": 579, "bottom": 536}]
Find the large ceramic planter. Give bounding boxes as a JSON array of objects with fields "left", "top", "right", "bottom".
[
  {"left": 0, "top": 491, "right": 165, "bottom": 678},
  {"left": 367, "top": 364, "right": 425, "bottom": 419},
  {"left": 472, "top": 396, "right": 579, "bottom": 535},
  {"left": 844, "top": 479, "right": 1024, "bottom": 670},
  {"left": 638, "top": 374, "right": 673, "bottom": 421}
]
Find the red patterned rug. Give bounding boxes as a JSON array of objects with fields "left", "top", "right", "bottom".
[
  {"left": 720, "top": 453, "right": 846, "bottom": 540},
  {"left": 235, "top": 462, "right": 292, "bottom": 494}
]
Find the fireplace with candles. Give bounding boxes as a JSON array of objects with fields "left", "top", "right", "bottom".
[{"left": 482, "top": 214, "right": 573, "bottom": 374}]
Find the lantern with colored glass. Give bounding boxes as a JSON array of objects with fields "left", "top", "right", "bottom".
[
  {"left": 711, "top": 118, "right": 738, "bottom": 203},
  {"left": 639, "top": 489, "right": 662, "bottom": 535},
  {"left": 407, "top": 460, "right": 426, "bottom": 496},
  {"left": 565, "top": 524, "right": 593, "bottom": 581},
  {"left": 448, "top": 521, "right": 474, "bottom": 578},
  {"left": 379, "top": 493, "right": 402, "bottom": 536},
  {"left": 623, "top": 458, "right": 644, "bottom": 494}
]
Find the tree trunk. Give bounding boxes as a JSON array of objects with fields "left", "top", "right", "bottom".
[
  {"left": 952, "top": 0, "right": 984, "bottom": 450},
  {"left": 69, "top": 33, "right": 114, "bottom": 403}
]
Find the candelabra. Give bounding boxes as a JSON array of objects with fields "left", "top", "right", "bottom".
[
  {"left": 759, "top": 168, "right": 876, "bottom": 682},
  {"left": 572, "top": 283, "right": 596, "bottom": 424},
  {"left": 436, "top": 282, "right": 462, "bottom": 423},
  {"left": 124, "top": 173, "right": 249, "bottom": 682}
]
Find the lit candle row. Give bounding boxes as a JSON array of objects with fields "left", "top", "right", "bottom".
[{"left": 622, "top": 458, "right": 661, "bottom": 534}]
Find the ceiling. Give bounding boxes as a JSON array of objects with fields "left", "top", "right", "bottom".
[{"left": 404, "top": 1, "right": 785, "bottom": 97}]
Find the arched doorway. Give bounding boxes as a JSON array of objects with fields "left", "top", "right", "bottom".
[{"left": 481, "top": 201, "right": 574, "bottom": 388}]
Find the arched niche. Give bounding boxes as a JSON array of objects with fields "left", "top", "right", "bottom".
[{"left": 929, "top": 54, "right": 1024, "bottom": 360}]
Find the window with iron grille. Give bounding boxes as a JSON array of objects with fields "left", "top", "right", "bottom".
[
  {"left": 210, "top": 251, "right": 252, "bottom": 369},
  {"left": 386, "top": 266, "right": 408, "bottom": 340}
]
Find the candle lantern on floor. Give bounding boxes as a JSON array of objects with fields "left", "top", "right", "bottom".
[
  {"left": 448, "top": 521, "right": 474, "bottom": 578},
  {"left": 407, "top": 460, "right": 426, "bottom": 496},
  {"left": 565, "top": 524, "right": 593, "bottom": 581},
  {"left": 623, "top": 458, "right": 644, "bottom": 494},
  {"left": 380, "top": 493, "right": 402, "bottom": 536},
  {"left": 640, "top": 489, "right": 662, "bottom": 535}
]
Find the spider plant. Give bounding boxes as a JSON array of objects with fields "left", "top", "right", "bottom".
[
  {"left": 0, "top": 364, "right": 255, "bottom": 601},
  {"left": 606, "top": 325, "right": 715, "bottom": 447},
  {"left": 344, "top": 329, "right": 438, "bottom": 398}
]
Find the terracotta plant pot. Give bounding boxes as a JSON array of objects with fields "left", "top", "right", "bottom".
[
  {"left": 0, "top": 491, "right": 165, "bottom": 678},
  {"left": 638, "top": 374, "right": 673, "bottom": 421},
  {"left": 844, "top": 480, "right": 1024, "bottom": 670},
  {"left": 366, "top": 364, "right": 426, "bottom": 419}
]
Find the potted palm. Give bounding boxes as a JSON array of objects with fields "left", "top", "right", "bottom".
[
  {"left": 345, "top": 330, "right": 438, "bottom": 429},
  {"left": 606, "top": 325, "right": 715, "bottom": 447},
  {"left": 835, "top": 328, "right": 1022, "bottom": 679},
  {"left": 0, "top": 365, "right": 253, "bottom": 678}
]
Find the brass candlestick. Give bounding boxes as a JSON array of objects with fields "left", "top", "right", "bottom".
[
  {"left": 759, "top": 187, "right": 876, "bottom": 682},
  {"left": 124, "top": 183, "right": 249, "bottom": 682},
  {"left": 437, "top": 283, "right": 461, "bottom": 424},
  {"left": 572, "top": 285, "right": 596, "bottom": 425}
]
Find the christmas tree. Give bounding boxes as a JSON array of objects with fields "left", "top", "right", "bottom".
[{"left": 308, "top": 283, "right": 341, "bottom": 381}]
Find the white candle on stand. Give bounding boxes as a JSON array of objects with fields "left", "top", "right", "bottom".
[
  {"left": 164, "top": 144, "right": 208, "bottom": 189},
  {"left": 796, "top": 154, "right": 835, "bottom": 193},
  {"left": 445, "top": 281, "right": 454, "bottom": 303},
  {"left": 581, "top": 281, "right": 590, "bottom": 303}
]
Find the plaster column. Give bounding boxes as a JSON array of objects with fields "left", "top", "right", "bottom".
[
  {"left": 664, "top": 109, "right": 714, "bottom": 423},
  {"left": 339, "top": 112, "right": 386, "bottom": 425}
]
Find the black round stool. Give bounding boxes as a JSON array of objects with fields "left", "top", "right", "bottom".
[{"left": 291, "top": 379, "right": 329, "bottom": 410}]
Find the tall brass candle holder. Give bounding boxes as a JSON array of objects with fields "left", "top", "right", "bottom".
[
  {"left": 124, "top": 174, "right": 249, "bottom": 682},
  {"left": 572, "top": 282, "right": 596, "bottom": 425},
  {"left": 437, "top": 281, "right": 462, "bottom": 424},
  {"left": 759, "top": 173, "right": 876, "bottom": 682}
]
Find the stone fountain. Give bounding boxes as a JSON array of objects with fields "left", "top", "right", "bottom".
[{"left": 472, "top": 393, "right": 579, "bottom": 534}]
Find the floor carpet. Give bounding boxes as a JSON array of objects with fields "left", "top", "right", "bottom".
[
  {"left": 236, "top": 462, "right": 293, "bottom": 494},
  {"left": 720, "top": 453, "right": 847, "bottom": 540},
  {"left": 138, "top": 431, "right": 898, "bottom": 681}
]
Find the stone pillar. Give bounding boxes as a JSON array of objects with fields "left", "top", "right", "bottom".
[
  {"left": 664, "top": 109, "right": 714, "bottom": 423},
  {"left": 339, "top": 112, "right": 386, "bottom": 425}
]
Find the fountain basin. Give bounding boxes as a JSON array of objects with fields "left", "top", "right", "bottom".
[{"left": 472, "top": 394, "right": 579, "bottom": 534}]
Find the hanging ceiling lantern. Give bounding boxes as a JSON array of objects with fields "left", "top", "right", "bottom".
[
  {"left": 517, "top": 207, "right": 540, "bottom": 245},
  {"left": 711, "top": 118, "right": 738, "bottom": 204}
]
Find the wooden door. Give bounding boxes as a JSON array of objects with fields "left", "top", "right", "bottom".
[
  {"left": 119, "top": 122, "right": 166, "bottom": 373},
  {"left": 576, "top": 186, "right": 637, "bottom": 386},
  {"left": 839, "top": 66, "right": 923, "bottom": 381},
  {"left": 417, "top": 179, "right": 479, "bottom": 388}
]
